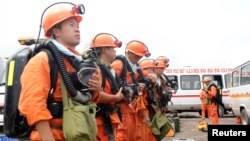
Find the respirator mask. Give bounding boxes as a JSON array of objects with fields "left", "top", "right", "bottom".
[{"left": 70, "top": 58, "right": 98, "bottom": 102}]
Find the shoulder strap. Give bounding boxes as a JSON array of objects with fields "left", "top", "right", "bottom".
[
  {"left": 99, "top": 64, "right": 107, "bottom": 90},
  {"left": 136, "top": 67, "right": 144, "bottom": 80},
  {"left": 99, "top": 64, "right": 119, "bottom": 93},
  {"left": 126, "top": 62, "right": 137, "bottom": 83},
  {"left": 115, "top": 55, "right": 137, "bottom": 83},
  {"left": 44, "top": 49, "right": 58, "bottom": 100},
  {"left": 115, "top": 55, "right": 127, "bottom": 82}
]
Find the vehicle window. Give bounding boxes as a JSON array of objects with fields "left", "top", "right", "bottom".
[
  {"left": 224, "top": 73, "right": 232, "bottom": 88},
  {"left": 241, "top": 64, "right": 250, "bottom": 85},
  {"left": 165, "top": 75, "right": 178, "bottom": 90},
  {"left": 0, "top": 57, "right": 7, "bottom": 86},
  {"left": 180, "top": 75, "right": 200, "bottom": 90},
  {"left": 232, "top": 70, "right": 240, "bottom": 87}
]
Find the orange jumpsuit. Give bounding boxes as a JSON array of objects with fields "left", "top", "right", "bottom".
[
  {"left": 96, "top": 66, "right": 122, "bottom": 141},
  {"left": 111, "top": 59, "right": 140, "bottom": 141},
  {"left": 207, "top": 85, "right": 219, "bottom": 125},
  {"left": 19, "top": 48, "right": 99, "bottom": 140},
  {"left": 200, "top": 90, "right": 210, "bottom": 119}
]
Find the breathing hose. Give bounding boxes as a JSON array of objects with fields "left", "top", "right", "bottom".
[{"left": 34, "top": 40, "right": 91, "bottom": 104}]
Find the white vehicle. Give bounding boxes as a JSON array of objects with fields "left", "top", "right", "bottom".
[
  {"left": 0, "top": 57, "right": 7, "bottom": 126},
  {"left": 0, "top": 86, "right": 4, "bottom": 126},
  {"left": 164, "top": 67, "right": 232, "bottom": 117},
  {"left": 226, "top": 60, "right": 250, "bottom": 125}
]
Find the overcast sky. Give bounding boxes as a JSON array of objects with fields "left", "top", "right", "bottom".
[{"left": 1, "top": 0, "right": 250, "bottom": 68}]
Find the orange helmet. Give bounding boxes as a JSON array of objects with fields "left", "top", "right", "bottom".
[
  {"left": 156, "top": 56, "right": 169, "bottom": 68},
  {"left": 43, "top": 5, "right": 82, "bottom": 38},
  {"left": 155, "top": 60, "right": 169, "bottom": 68},
  {"left": 156, "top": 56, "right": 169, "bottom": 63},
  {"left": 89, "top": 33, "right": 122, "bottom": 48},
  {"left": 139, "top": 59, "right": 156, "bottom": 69},
  {"left": 126, "top": 40, "right": 151, "bottom": 57}
]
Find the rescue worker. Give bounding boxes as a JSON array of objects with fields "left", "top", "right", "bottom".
[
  {"left": 202, "top": 76, "right": 219, "bottom": 125},
  {"left": 18, "top": 4, "right": 101, "bottom": 140},
  {"left": 111, "top": 40, "right": 151, "bottom": 141},
  {"left": 88, "top": 33, "right": 125, "bottom": 141},
  {"left": 156, "top": 56, "right": 169, "bottom": 68},
  {"left": 155, "top": 56, "right": 177, "bottom": 90},
  {"left": 154, "top": 56, "right": 172, "bottom": 110},
  {"left": 139, "top": 59, "right": 174, "bottom": 141},
  {"left": 138, "top": 59, "right": 158, "bottom": 141}
]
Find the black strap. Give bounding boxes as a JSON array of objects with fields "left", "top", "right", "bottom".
[
  {"left": 95, "top": 104, "right": 114, "bottom": 136},
  {"left": 98, "top": 63, "right": 119, "bottom": 93},
  {"left": 162, "top": 74, "right": 172, "bottom": 85},
  {"left": 115, "top": 55, "right": 127, "bottom": 82},
  {"left": 125, "top": 62, "right": 137, "bottom": 84},
  {"left": 136, "top": 67, "right": 144, "bottom": 81},
  {"left": 44, "top": 50, "right": 58, "bottom": 102},
  {"left": 115, "top": 55, "right": 141, "bottom": 99},
  {"left": 96, "top": 63, "right": 120, "bottom": 137},
  {"left": 44, "top": 50, "right": 64, "bottom": 118},
  {"left": 100, "top": 64, "right": 107, "bottom": 90},
  {"left": 115, "top": 55, "right": 137, "bottom": 83}
]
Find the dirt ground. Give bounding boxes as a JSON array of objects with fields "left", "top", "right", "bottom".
[{"left": 162, "top": 111, "right": 239, "bottom": 141}]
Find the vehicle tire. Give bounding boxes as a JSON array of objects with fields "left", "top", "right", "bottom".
[
  {"left": 231, "top": 109, "right": 235, "bottom": 116},
  {"left": 218, "top": 105, "right": 224, "bottom": 118},
  {"left": 241, "top": 109, "right": 250, "bottom": 125}
]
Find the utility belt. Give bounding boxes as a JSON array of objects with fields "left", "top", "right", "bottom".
[{"left": 47, "top": 101, "right": 63, "bottom": 118}]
